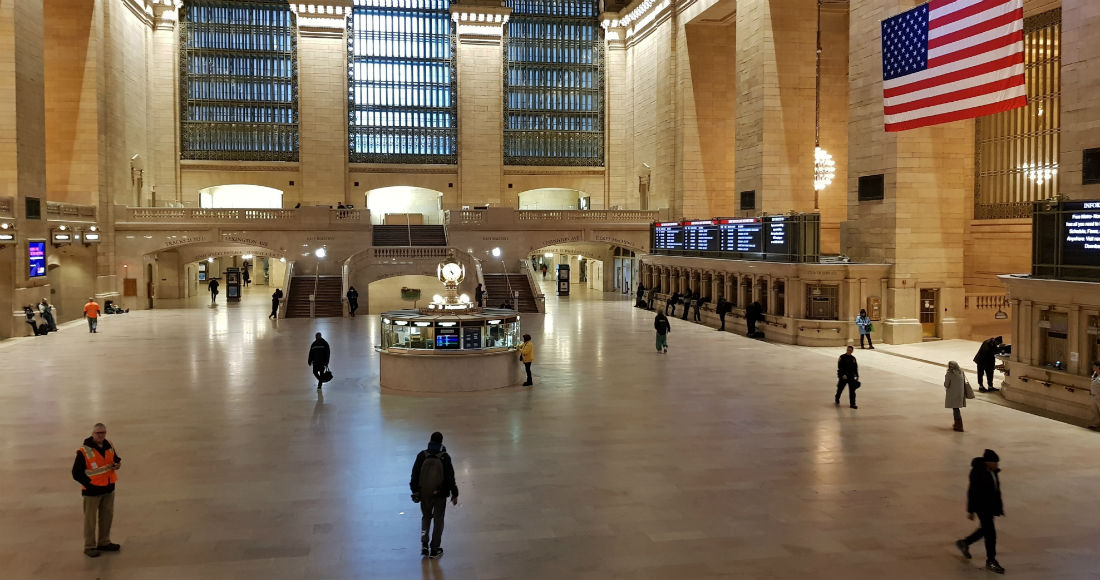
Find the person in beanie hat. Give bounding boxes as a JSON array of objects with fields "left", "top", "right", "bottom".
[
  {"left": 410, "top": 432, "right": 458, "bottom": 559},
  {"left": 956, "top": 449, "right": 1005, "bottom": 574}
]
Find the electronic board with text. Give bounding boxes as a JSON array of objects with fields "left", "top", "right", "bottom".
[{"left": 650, "top": 212, "right": 820, "bottom": 263}]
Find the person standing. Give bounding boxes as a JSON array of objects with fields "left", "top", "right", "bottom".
[
  {"left": 665, "top": 292, "right": 680, "bottom": 317},
  {"left": 693, "top": 293, "right": 706, "bottom": 322},
  {"left": 307, "top": 332, "right": 331, "bottom": 389},
  {"left": 474, "top": 283, "right": 484, "bottom": 308},
  {"left": 40, "top": 298, "right": 58, "bottom": 332},
  {"left": 654, "top": 311, "right": 670, "bottom": 354},
  {"left": 346, "top": 286, "right": 360, "bottom": 316},
  {"left": 269, "top": 288, "right": 283, "bottom": 319},
  {"left": 646, "top": 287, "right": 656, "bottom": 310},
  {"left": 410, "top": 432, "right": 459, "bottom": 559},
  {"left": 518, "top": 334, "right": 534, "bottom": 386},
  {"left": 716, "top": 297, "right": 730, "bottom": 331},
  {"left": 71, "top": 423, "right": 122, "bottom": 558},
  {"left": 746, "top": 301, "right": 763, "bottom": 337},
  {"left": 635, "top": 283, "right": 646, "bottom": 308},
  {"left": 836, "top": 345, "right": 859, "bottom": 409},
  {"left": 856, "top": 309, "right": 874, "bottom": 349},
  {"left": 681, "top": 290, "right": 694, "bottom": 321},
  {"left": 208, "top": 278, "right": 220, "bottom": 304},
  {"left": 83, "top": 298, "right": 101, "bottom": 333},
  {"left": 944, "top": 361, "right": 971, "bottom": 432},
  {"left": 1087, "top": 361, "right": 1100, "bottom": 431},
  {"left": 956, "top": 449, "right": 1006, "bottom": 574},
  {"left": 972, "top": 336, "right": 1002, "bottom": 392},
  {"left": 23, "top": 306, "right": 42, "bottom": 336}
]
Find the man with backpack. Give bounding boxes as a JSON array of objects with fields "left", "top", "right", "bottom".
[{"left": 410, "top": 432, "right": 458, "bottom": 559}]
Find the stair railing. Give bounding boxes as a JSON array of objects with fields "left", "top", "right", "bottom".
[
  {"left": 278, "top": 260, "right": 295, "bottom": 319},
  {"left": 405, "top": 214, "right": 413, "bottom": 247},
  {"left": 310, "top": 272, "right": 319, "bottom": 318},
  {"left": 520, "top": 259, "right": 546, "bottom": 313}
]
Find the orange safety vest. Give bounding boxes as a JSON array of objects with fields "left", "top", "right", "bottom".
[{"left": 79, "top": 445, "right": 118, "bottom": 489}]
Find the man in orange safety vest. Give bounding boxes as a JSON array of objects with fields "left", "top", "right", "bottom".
[{"left": 71, "top": 423, "right": 122, "bottom": 557}]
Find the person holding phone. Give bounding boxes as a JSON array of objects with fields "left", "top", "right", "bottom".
[{"left": 71, "top": 423, "right": 122, "bottom": 557}]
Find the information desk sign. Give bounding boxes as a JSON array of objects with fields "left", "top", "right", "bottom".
[
  {"left": 436, "top": 327, "right": 460, "bottom": 350},
  {"left": 682, "top": 220, "right": 718, "bottom": 252},
  {"left": 652, "top": 221, "right": 684, "bottom": 251}
]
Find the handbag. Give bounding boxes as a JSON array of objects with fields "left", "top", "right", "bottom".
[
  {"left": 851, "top": 379, "right": 861, "bottom": 390},
  {"left": 867, "top": 323, "right": 874, "bottom": 332},
  {"left": 964, "top": 380, "right": 975, "bottom": 399},
  {"left": 320, "top": 366, "right": 334, "bottom": 383}
]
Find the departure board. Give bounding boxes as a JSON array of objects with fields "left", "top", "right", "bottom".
[
  {"left": 683, "top": 220, "right": 718, "bottom": 251},
  {"left": 652, "top": 222, "right": 684, "bottom": 250},
  {"left": 719, "top": 218, "right": 763, "bottom": 253},
  {"left": 764, "top": 216, "right": 790, "bottom": 258},
  {"left": 1062, "top": 201, "right": 1100, "bottom": 267}
]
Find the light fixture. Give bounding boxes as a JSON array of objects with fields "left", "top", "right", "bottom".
[
  {"left": 314, "top": 247, "right": 327, "bottom": 258},
  {"left": 814, "top": 147, "right": 836, "bottom": 191},
  {"left": 207, "top": 257, "right": 214, "bottom": 263},
  {"left": 544, "top": 252, "right": 553, "bottom": 258},
  {"left": 51, "top": 227, "right": 73, "bottom": 246},
  {"left": 810, "top": 0, "right": 834, "bottom": 206},
  {"left": 1019, "top": 162, "right": 1058, "bottom": 185},
  {"left": 242, "top": 253, "right": 253, "bottom": 260},
  {"left": 491, "top": 247, "right": 501, "bottom": 257},
  {"left": 279, "top": 257, "right": 286, "bottom": 263}
]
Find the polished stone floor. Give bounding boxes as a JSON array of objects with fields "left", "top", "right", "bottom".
[{"left": 1, "top": 284, "right": 1097, "bottom": 579}]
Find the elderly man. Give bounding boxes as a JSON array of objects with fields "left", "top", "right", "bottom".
[{"left": 71, "top": 423, "right": 122, "bottom": 557}]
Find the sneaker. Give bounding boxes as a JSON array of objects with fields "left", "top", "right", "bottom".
[
  {"left": 978, "top": 387, "right": 989, "bottom": 393},
  {"left": 522, "top": 382, "right": 532, "bottom": 386},
  {"left": 429, "top": 548, "right": 444, "bottom": 559},
  {"left": 987, "top": 387, "right": 1000, "bottom": 392},
  {"left": 420, "top": 547, "right": 429, "bottom": 557},
  {"left": 97, "top": 543, "right": 120, "bottom": 552},
  {"left": 955, "top": 539, "right": 971, "bottom": 559},
  {"left": 849, "top": 405, "right": 859, "bottom": 409},
  {"left": 986, "top": 560, "right": 1005, "bottom": 574},
  {"left": 84, "top": 549, "right": 101, "bottom": 558}
]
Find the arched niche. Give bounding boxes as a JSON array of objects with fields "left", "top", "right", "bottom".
[
  {"left": 365, "top": 186, "right": 444, "bottom": 225},
  {"left": 199, "top": 184, "right": 284, "bottom": 209}
]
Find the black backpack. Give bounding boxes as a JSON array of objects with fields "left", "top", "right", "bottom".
[{"left": 418, "top": 452, "right": 445, "bottom": 496}]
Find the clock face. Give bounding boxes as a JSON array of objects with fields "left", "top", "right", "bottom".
[{"left": 441, "top": 263, "right": 463, "bottom": 281}]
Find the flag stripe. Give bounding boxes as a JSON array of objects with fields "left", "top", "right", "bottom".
[
  {"left": 928, "top": 0, "right": 1009, "bottom": 30},
  {"left": 885, "top": 95, "right": 1027, "bottom": 131},
  {"left": 928, "top": 9, "right": 1020, "bottom": 50},
  {"left": 930, "top": 2, "right": 1019, "bottom": 39},
  {"left": 929, "top": 0, "right": 985, "bottom": 19},
  {"left": 884, "top": 48, "right": 1022, "bottom": 95},
  {"left": 927, "top": 29, "right": 1022, "bottom": 68},
  {"left": 884, "top": 74, "right": 1025, "bottom": 114},
  {"left": 885, "top": 84, "right": 1026, "bottom": 124},
  {"left": 884, "top": 63, "right": 1024, "bottom": 106}
]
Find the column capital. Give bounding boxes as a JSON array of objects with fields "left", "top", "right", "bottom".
[
  {"left": 450, "top": 6, "right": 511, "bottom": 45},
  {"left": 291, "top": 2, "right": 352, "bottom": 38},
  {"left": 150, "top": 0, "right": 182, "bottom": 30}
]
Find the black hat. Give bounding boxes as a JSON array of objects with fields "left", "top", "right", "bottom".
[{"left": 983, "top": 449, "right": 1000, "bottom": 462}]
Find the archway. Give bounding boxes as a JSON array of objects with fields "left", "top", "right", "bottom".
[
  {"left": 526, "top": 241, "right": 636, "bottom": 294},
  {"left": 518, "top": 188, "right": 590, "bottom": 210},
  {"left": 144, "top": 242, "right": 287, "bottom": 308},
  {"left": 199, "top": 184, "right": 284, "bottom": 208},
  {"left": 365, "top": 186, "right": 444, "bottom": 225}
]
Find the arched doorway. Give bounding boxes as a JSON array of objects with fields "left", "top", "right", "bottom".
[
  {"left": 518, "top": 188, "right": 590, "bottom": 210},
  {"left": 145, "top": 242, "right": 287, "bottom": 308},
  {"left": 365, "top": 186, "right": 444, "bottom": 225},
  {"left": 199, "top": 184, "right": 284, "bottom": 208}
]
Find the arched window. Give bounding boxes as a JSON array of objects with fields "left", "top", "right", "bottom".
[
  {"left": 179, "top": 0, "right": 299, "bottom": 161},
  {"left": 348, "top": 0, "right": 457, "bottom": 164},
  {"left": 504, "top": 0, "right": 604, "bottom": 166}
]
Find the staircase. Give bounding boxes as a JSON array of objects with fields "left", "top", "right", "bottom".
[
  {"left": 372, "top": 224, "right": 448, "bottom": 246},
  {"left": 483, "top": 273, "right": 538, "bottom": 312},
  {"left": 409, "top": 225, "right": 447, "bottom": 246},
  {"left": 284, "top": 276, "right": 345, "bottom": 318},
  {"left": 372, "top": 225, "right": 410, "bottom": 246}
]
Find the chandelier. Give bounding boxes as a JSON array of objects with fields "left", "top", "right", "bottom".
[
  {"left": 814, "top": 146, "right": 836, "bottom": 191},
  {"left": 1019, "top": 162, "right": 1057, "bottom": 185}
]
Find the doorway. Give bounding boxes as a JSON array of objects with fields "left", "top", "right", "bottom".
[{"left": 920, "top": 288, "right": 938, "bottom": 338}]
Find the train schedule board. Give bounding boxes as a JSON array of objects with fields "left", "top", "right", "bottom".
[
  {"left": 682, "top": 220, "right": 718, "bottom": 252},
  {"left": 1062, "top": 201, "right": 1100, "bottom": 267},
  {"left": 652, "top": 221, "right": 684, "bottom": 250},
  {"left": 764, "top": 216, "right": 792, "bottom": 260},
  {"left": 718, "top": 218, "right": 763, "bottom": 254}
]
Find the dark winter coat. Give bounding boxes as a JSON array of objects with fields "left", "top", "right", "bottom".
[{"left": 967, "top": 457, "right": 1004, "bottom": 516}]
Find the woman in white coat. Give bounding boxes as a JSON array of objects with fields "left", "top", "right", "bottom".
[{"left": 945, "top": 360, "right": 970, "bottom": 432}]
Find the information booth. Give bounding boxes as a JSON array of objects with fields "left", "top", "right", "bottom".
[{"left": 557, "top": 264, "right": 570, "bottom": 296}]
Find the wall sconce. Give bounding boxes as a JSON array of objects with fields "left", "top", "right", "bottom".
[
  {"left": 51, "top": 225, "right": 73, "bottom": 247},
  {"left": 83, "top": 225, "right": 101, "bottom": 245},
  {"left": 0, "top": 221, "right": 14, "bottom": 243}
]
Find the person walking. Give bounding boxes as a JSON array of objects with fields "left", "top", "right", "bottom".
[
  {"left": 665, "top": 292, "right": 680, "bottom": 317},
  {"left": 269, "top": 288, "right": 283, "bottom": 319},
  {"left": 518, "top": 334, "right": 534, "bottom": 386},
  {"left": 716, "top": 297, "right": 730, "bottom": 331},
  {"left": 836, "top": 345, "right": 859, "bottom": 409},
  {"left": 474, "top": 283, "right": 484, "bottom": 308},
  {"left": 856, "top": 309, "right": 874, "bottom": 349},
  {"left": 1087, "top": 361, "right": 1100, "bottom": 431},
  {"left": 944, "top": 361, "right": 972, "bottom": 432},
  {"left": 208, "top": 278, "right": 220, "bottom": 304},
  {"left": 410, "top": 432, "right": 459, "bottom": 559},
  {"left": 72, "top": 423, "right": 122, "bottom": 558},
  {"left": 23, "top": 305, "right": 42, "bottom": 336},
  {"left": 346, "top": 286, "right": 360, "bottom": 316},
  {"left": 307, "top": 332, "right": 331, "bottom": 389},
  {"left": 972, "top": 336, "right": 1002, "bottom": 392},
  {"left": 654, "top": 311, "right": 670, "bottom": 354},
  {"left": 83, "top": 298, "right": 101, "bottom": 333},
  {"left": 955, "top": 449, "right": 1006, "bottom": 574},
  {"left": 40, "top": 298, "right": 58, "bottom": 332}
]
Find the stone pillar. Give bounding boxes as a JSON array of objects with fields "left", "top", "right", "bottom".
[
  {"left": 1059, "top": 0, "right": 1100, "bottom": 198},
  {"left": 844, "top": 0, "right": 970, "bottom": 344},
  {"left": 602, "top": 19, "right": 631, "bottom": 209},
  {"left": 710, "top": 272, "right": 720, "bottom": 301},
  {"left": 452, "top": 4, "right": 510, "bottom": 207},
  {"left": 723, "top": 273, "right": 733, "bottom": 303},
  {"left": 150, "top": 3, "right": 182, "bottom": 205},
  {"left": 295, "top": 3, "right": 351, "bottom": 206},
  {"left": 734, "top": 0, "right": 817, "bottom": 214},
  {"left": 660, "top": 267, "right": 669, "bottom": 293}
]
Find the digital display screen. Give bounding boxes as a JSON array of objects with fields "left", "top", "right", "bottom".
[
  {"left": 435, "top": 328, "right": 459, "bottom": 350},
  {"left": 652, "top": 222, "right": 684, "bottom": 250},
  {"left": 765, "top": 216, "right": 790, "bottom": 257},
  {"left": 683, "top": 221, "right": 718, "bottom": 252},
  {"left": 718, "top": 219, "right": 763, "bottom": 253},
  {"left": 462, "top": 327, "right": 482, "bottom": 350},
  {"left": 1062, "top": 201, "right": 1100, "bottom": 267},
  {"left": 28, "top": 241, "right": 45, "bottom": 277}
]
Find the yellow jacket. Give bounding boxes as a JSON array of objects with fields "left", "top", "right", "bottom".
[{"left": 518, "top": 341, "right": 534, "bottom": 363}]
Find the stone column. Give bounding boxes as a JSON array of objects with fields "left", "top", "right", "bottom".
[
  {"left": 723, "top": 273, "right": 733, "bottom": 303},
  {"left": 660, "top": 267, "right": 669, "bottom": 293},
  {"left": 734, "top": 0, "right": 817, "bottom": 214},
  {"left": 710, "top": 271, "right": 720, "bottom": 301},
  {"left": 295, "top": 3, "right": 351, "bottom": 206},
  {"left": 452, "top": 4, "right": 510, "bottom": 207},
  {"left": 149, "top": 2, "right": 182, "bottom": 205},
  {"left": 602, "top": 19, "right": 630, "bottom": 209},
  {"left": 1059, "top": 0, "right": 1100, "bottom": 198}
]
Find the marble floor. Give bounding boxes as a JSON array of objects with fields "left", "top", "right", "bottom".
[{"left": 1, "top": 284, "right": 1097, "bottom": 579}]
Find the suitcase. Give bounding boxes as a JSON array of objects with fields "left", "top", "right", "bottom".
[{"left": 38, "top": 323, "right": 49, "bottom": 335}]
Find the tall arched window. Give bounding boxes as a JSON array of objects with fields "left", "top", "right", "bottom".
[
  {"left": 504, "top": 0, "right": 604, "bottom": 166},
  {"left": 179, "top": 0, "right": 299, "bottom": 161},
  {"left": 348, "top": 0, "right": 457, "bottom": 164}
]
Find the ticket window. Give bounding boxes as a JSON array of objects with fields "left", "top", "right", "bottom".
[
  {"left": 806, "top": 284, "right": 839, "bottom": 320},
  {"left": 755, "top": 279, "right": 768, "bottom": 313},
  {"left": 774, "top": 281, "right": 785, "bottom": 317},
  {"left": 1039, "top": 310, "right": 1069, "bottom": 370}
]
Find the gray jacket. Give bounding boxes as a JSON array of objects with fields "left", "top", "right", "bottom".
[{"left": 944, "top": 370, "right": 967, "bottom": 409}]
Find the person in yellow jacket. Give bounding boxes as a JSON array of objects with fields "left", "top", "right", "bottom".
[
  {"left": 71, "top": 423, "right": 121, "bottom": 558},
  {"left": 518, "top": 334, "right": 534, "bottom": 386}
]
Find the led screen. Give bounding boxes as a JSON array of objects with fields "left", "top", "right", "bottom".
[{"left": 28, "top": 241, "right": 45, "bottom": 277}]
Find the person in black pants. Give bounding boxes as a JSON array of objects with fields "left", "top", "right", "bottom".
[
  {"left": 269, "top": 288, "right": 283, "bottom": 319},
  {"left": 647, "top": 287, "right": 656, "bottom": 310},
  {"left": 835, "top": 346, "right": 859, "bottom": 409},
  {"left": 746, "top": 301, "right": 763, "bottom": 336},
  {"left": 716, "top": 298, "right": 730, "bottom": 331},
  {"left": 23, "top": 306, "right": 42, "bottom": 336},
  {"left": 972, "top": 336, "right": 1002, "bottom": 392},
  {"left": 665, "top": 292, "right": 681, "bottom": 317},
  {"left": 346, "top": 286, "right": 360, "bottom": 316},
  {"left": 956, "top": 449, "right": 1006, "bottom": 574},
  {"left": 307, "top": 332, "right": 331, "bottom": 389},
  {"left": 681, "top": 291, "right": 695, "bottom": 321},
  {"left": 410, "top": 432, "right": 459, "bottom": 560},
  {"left": 693, "top": 294, "right": 707, "bottom": 322},
  {"left": 635, "top": 283, "right": 646, "bottom": 308}
]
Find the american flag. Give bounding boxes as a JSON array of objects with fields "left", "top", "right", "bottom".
[{"left": 881, "top": 0, "right": 1026, "bottom": 132}]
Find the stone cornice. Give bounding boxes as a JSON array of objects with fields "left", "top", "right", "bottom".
[
  {"left": 600, "top": 0, "right": 698, "bottom": 47},
  {"left": 290, "top": 2, "right": 352, "bottom": 38},
  {"left": 151, "top": 0, "right": 182, "bottom": 31},
  {"left": 450, "top": 6, "right": 511, "bottom": 45},
  {"left": 121, "top": 0, "right": 154, "bottom": 27}
]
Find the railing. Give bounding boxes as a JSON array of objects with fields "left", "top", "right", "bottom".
[
  {"left": 278, "top": 260, "right": 295, "bottom": 319},
  {"left": 372, "top": 247, "right": 452, "bottom": 259},
  {"left": 127, "top": 207, "right": 298, "bottom": 223},
  {"left": 331, "top": 209, "right": 364, "bottom": 222},
  {"left": 965, "top": 294, "right": 1010, "bottom": 311},
  {"left": 445, "top": 210, "right": 485, "bottom": 225},
  {"left": 516, "top": 210, "right": 659, "bottom": 222},
  {"left": 521, "top": 259, "right": 546, "bottom": 313},
  {"left": 974, "top": 202, "right": 1032, "bottom": 220},
  {"left": 46, "top": 201, "right": 97, "bottom": 221}
]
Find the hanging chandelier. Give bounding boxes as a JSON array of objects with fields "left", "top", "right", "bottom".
[{"left": 814, "top": 146, "right": 835, "bottom": 191}]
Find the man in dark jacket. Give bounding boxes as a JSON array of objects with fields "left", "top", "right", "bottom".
[
  {"left": 71, "top": 423, "right": 122, "bottom": 557},
  {"left": 716, "top": 298, "right": 730, "bottom": 331},
  {"left": 972, "top": 336, "right": 1002, "bottom": 392},
  {"left": 746, "top": 301, "right": 763, "bottom": 336},
  {"left": 693, "top": 294, "right": 708, "bottom": 322},
  {"left": 665, "top": 292, "right": 680, "bottom": 316},
  {"left": 208, "top": 278, "right": 219, "bottom": 304},
  {"left": 307, "top": 332, "right": 331, "bottom": 389},
  {"left": 410, "top": 432, "right": 459, "bottom": 559},
  {"left": 836, "top": 346, "right": 859, "bottom": 409},
  {"left": 346, "top": 286, "right": 360, "bottom": 316},
  {"left": 956, "top": 449, "right": 1006, "bottom": 574},
  {"left": 269, "top": 288, "right": 283, "bottom": 319}
]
